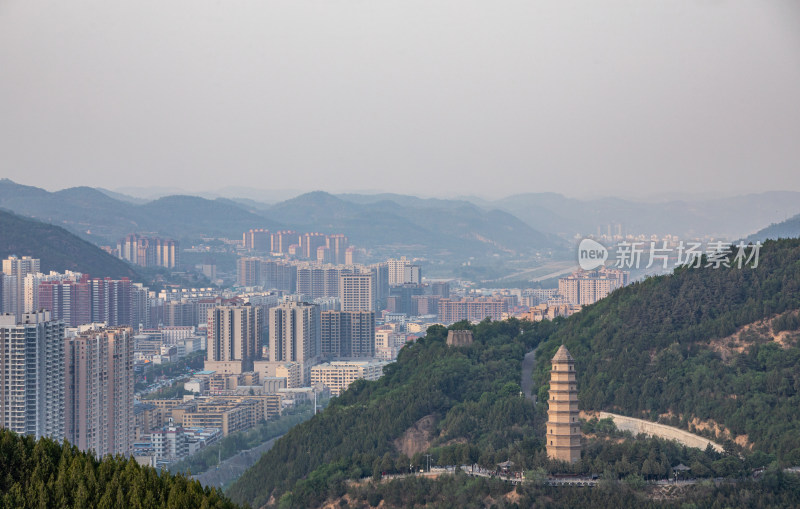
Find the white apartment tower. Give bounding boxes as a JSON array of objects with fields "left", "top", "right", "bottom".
[
  {"left": 2, "top": 256, "right": 40, "bottom": 320},
  {"left": 387, "top": 257, "right": 421, "bottom": 285},
  {"left": 0, "top": 310, "right": 64, "bottom": 441},
  {"left": 339, "top": 273, "right": 375, "bottom": 312}
]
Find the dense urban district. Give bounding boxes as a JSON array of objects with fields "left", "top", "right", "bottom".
[{"left": 1, "top": 183, "right": 800, "bottom": 508}]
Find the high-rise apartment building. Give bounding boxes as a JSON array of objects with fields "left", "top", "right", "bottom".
[
  {"left": 65, "top": 327, "right": 134, "bottom": 457},
  {"left": 2, "top": 256, "right": 40, "bottom": 320},
  {"left": 326, "top": 234, "right": 348, "bottom": 265},
  {"left": 558, "top": 267, "right": 628, "bottom": 306},
  {"left": 297, "top": 265, "right": 354, "bottom": 300},
  {"left": 300, "top": 233, "right": 327, "bottom": 259},
  {"left": 243, "top": 229, "right": 271, "bottom": 252},
  {"left": 206, "top": 304, "right": 263, "bottom": 374},
  {"left": 430, "top": 281, "right": 451, "bottom": 298},
  {"left": 339, "top": 273, "right": 375, "bottom": 312},
  {"left": 117, "top": 234, "right": 178, "bottom": 268},
  {"left": 271, "top": 231, "right": 299, "bottom": 254},
  {"left": 0, "top": 310, "right": 64, "bottom": 441},
  {"left": 316, "top": 246, "right": 332, "bottom": 265},
  {"left": 344, "top": 247, "right": 357, "bottom": 266},
  {"left": 387, "top": 284, "right": 425, "bottom": 315},
  {"left": 237, "top": 257, "right": 261, "bottom": 287},
  {"left": 38, "top": 279, "right": 92, "bottom": 327},
  {"left": 320, "top": 310, "right": 375, "bottom": 358},
  {"left": 269, "top": 301, "right": 320, "bottom": 385},
  {"left": 387, "top": 257, "right": 421, "bottom": 285},
  {"left": 90, "top": 277, "right": 132, "bottom": 326},
  {"left": 0, "top": 275, "right": 5, "bottom": 314},
  {"left": 236, "top": 258, "right": 297, "bottom": 292},
  {"left": 546, "top": 345, "right": 581, "bottom": 463},
  {"left": 23, "top": 271, "right": 84, "bottom": 315},
  {"left": 33, "top": 275, "right": 143, "bottom": 328},
  {"left": 412, "top": 295, "right": 441, "bottom": 316}
]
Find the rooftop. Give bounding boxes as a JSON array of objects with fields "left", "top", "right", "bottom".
[{"left": 552, "top": 345, "right": 574, "bottom": 363}]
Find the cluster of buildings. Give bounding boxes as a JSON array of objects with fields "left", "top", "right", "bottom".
[
  {"left": 557, "top": 267, "right": 629, "bottom": 306},
  {"left": 0, "top": 256, "right": 148, "bottom": 326},
  {"left": 0, "top": 311, "right": 134, "bottom": 457},
  {"left": 0, "top": 234, "right": 628, "bottom": 469},
  {"left": 243, "top": 229, "right": 353, "bottom": 265},
  {"left": 117, "top": 234, "right": 179, "bottom": 269}
]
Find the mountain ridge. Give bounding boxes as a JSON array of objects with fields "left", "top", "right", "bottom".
[{"left": 0, "top": 208, "right": 141, "bottom": 280}]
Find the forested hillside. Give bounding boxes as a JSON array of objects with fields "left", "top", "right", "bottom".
[
  {"left": 0, "top": 209, "right": 141, "bottom": 279},
  {"left": 227, "top": 320, "right": 547, "bottom": 508},
  {"left": 228, "top": 239, "right": 800, "bottom": 509},
  {"left": 0, "top": 429, "right": 239, "bottom": 509},
  {"left": 535, "top": 238, "right": 800, "bottom": 459}
]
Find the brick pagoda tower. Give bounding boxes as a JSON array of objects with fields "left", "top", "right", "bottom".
[{"left": 546, "top": 345, "right": 581, "bottom": 463}]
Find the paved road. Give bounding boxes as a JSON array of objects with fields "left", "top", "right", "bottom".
[
  {"left": 521, "top": 347, "right": 537, "bottom": 404},
  {"left": 194, "top": 436, "right": 282, "bottom": 489}
]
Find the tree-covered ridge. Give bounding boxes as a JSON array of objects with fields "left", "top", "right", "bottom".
[
  {"left": 535, "top": 238, "right": 800, "bottom": 459},
  {"left": 0, "top": 208, "right": 141, "bottom": 280},
  {"left": 0, "top": 429, "right": 239, "bottom": 509},
  {"left": 227, "top": 319, "right": 550, "bottom": 508}
]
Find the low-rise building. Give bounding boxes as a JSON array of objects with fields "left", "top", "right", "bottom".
[{"left": 310, "top": 360, "right": 389, "bottom": 396}]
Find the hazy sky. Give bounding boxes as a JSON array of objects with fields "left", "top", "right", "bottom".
[{"left": 1, "top": 1, "right": 799, "bottom": 199}]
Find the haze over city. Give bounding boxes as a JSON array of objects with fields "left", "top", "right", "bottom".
[
  {"left": 2, "top": 2, "right": 800, "bottom": 508},
  {"left": 2, "top": 0, "right": 799, "bottom": 198}
]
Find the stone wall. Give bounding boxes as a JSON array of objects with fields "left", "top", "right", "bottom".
[{"left": 599, "top": 412, "right": 723, "bottom": 452}]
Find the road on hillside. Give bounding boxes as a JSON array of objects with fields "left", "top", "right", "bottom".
[
  {"left": 194, "top": 435, "right": 282, "bottom": 489},
  {"left": 521, "top": 348, "right": 537, "bottom": 405}
]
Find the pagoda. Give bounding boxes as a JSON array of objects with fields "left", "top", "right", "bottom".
[{"left": 546, "top": 345, "right": 581, "bottom": 463}]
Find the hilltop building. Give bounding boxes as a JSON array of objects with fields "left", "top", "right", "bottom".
[
  {"left": 446, "top": 330, "right": 474, "bottom": 347},
  {"left": 546, "top": 345, "right": 581, "bottom": 463}
]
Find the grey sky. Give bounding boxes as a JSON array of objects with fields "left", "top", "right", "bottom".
[{"left": 1, "top": 0, "right": 799, "bottom": 199}]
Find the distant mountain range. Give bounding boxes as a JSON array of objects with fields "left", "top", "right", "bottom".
[
  {"left": 328, "top": 191, "right": 800, "bottom": 239},
  {"left": 0, "top": 179, "right": 559, "bottom": 258},
  {"left": 0, "top": 179, "right": 277, "bottom": 244},
  {"left": 0, "top": 209, "right": 140, "bottom": 280},
  {"left": 2, "top": 179, "right": 799, "bottom": 262},
  {"left": 481, "top": 191, "right": 800, "bottom": 238}
]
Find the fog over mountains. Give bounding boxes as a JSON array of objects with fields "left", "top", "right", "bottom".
[{"left": 2, "top": 179, "right": 799, "bottom": 260}]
